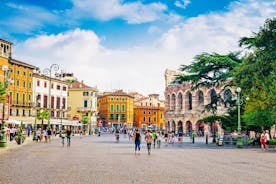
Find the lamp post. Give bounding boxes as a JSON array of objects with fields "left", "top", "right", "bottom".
[
  {"left": 236, "top": 87, "right": 243, "bottom": 148},
  {"left": 43, "top": 64, "right": 59, "bottom": 130},
  {"left": 0, "top": 66, "right": 13, "bottom": 147}
]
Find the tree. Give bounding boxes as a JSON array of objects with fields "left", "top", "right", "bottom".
[
  {"left": 37, "top": 110, "right": 50, "bottom": 130},
  {"left": 234, "top": 18, "right": 276, "bottom": 130},
  {"left": 174, "top": 52, "right": 242, "bottom": 113},
  {"left": 82, "top": 116, "right": 88, "bottom": 124},
  {"left": 0, "top": 82, "right": 6, "bottom": 104}
]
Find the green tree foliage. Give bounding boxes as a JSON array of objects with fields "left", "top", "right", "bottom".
[
  {"left": 82, "top": 116, "right": 89, "bottom": 124},
  {"left": 174, "top": 52, "right": 242, "bottom": 113},
  {"left": 0, "top": 82, "right": 6, "bottom": 103},
  {"left": 37, "top": 110, "right": 50, "bottom": 129},
  {"left": 234, "top": 18, "right": 276, "bottom": 129}
]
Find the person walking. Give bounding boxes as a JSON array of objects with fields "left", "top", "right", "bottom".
[
  {"left": 66, "top": 128, "right": 72, "bottom": 147},
  {"left": 145, "top": 130, "right": 153, "bottom": 155},
  {"left": 264, "top": 130, "right": 270, "bottom": 151},
  {"left": 133, "top": 128, "right": 141, "bottom": 154},
  {"left": 152, "top": 130, "right": 157, "bottom": 149},
  {"left": 260, "top": 131, "right": 266, "bottom": 151},
  {"left": 47, "top": 128, "right": 52, "bottom": 142},
  {"left": 43, "top": 130, "right": 48, "bottom": 143}
]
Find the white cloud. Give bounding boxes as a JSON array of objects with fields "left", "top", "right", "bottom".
[
  {"left": 71, "top": 0, "right": 167, "bottom": 24},
  {"left": 13, "top": 0, "right": 276, "bottom": 97},
  {"left": 175, "top": 0, "right": 191, "bottom": 9}
]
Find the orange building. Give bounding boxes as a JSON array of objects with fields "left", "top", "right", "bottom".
[
  {"left": 98, "top": 90, "right": 134, "bottom": 129},
  {"left": 134, "top": 94, "right": 165, "bottom": 130}
]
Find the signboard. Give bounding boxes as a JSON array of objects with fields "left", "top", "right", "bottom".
[{"left": 0, "top": 96, "right": 10, "bottom": 121}]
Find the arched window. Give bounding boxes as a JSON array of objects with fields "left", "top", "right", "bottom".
[
  {"left": 177, "top": 93, "right": 183, "bottom": 110},
  {"left": 198, "top": 91, "right": 204, "bottom": 105},
  {"left": 210, "top": 89, "right": 217, "bottom": 105},
  {"left": 167, "top": 95, "right": 170, "bottom": 110},
  {"left": 188, "top": 92, "right": 192, "bottom": 110},
  {"left": 172, "top": 94, "right": 176, "bottom": 111}
]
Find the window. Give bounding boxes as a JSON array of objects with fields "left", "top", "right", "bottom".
[
  {"left": 51, "top": 83, "right": 53, "bottom": 89},
  {"left": 16, "top": 93, "right": 19, "bottom": 104},
  {"left": 111, "top": 98, "right": 114, "bottom": 101},
  {"left": 9, "top": 92, "right": 12, "bottom": 103},
  {"left": 16, "top": 80, "right": 19, "bottom": 87},
  {"left": 154, "top": 112, "right": 156, "bottom": 115},
  {"left": 17, "top": 70, "right": 20, "bottom": 75},
  {"left": 62, "top": 98, "right": 66, "bottom": 109},
  {"left": 56, "top": 97, "right": 60, "bottom": 109},
  {"left": 148, "top": 117, "right": 151, "bottom": 122},
  {"left": 121, "top": 114, "right": 126, "bottom": 120},
  {"left": 117, "top": 98, "right": 119, "bottom": 101},
  {"left": 37, "top": 80, "right": 40, "bottom": 87},
  {"left": 23, "top": 81, "right": 26, "bottom": 88},
  {"left": 22, "top": 94, "right": 25, "bottom": 105},
  {"left": 110, "top": 104, "right": 114, "bottom": 112},
  {"left": 143, "top": 111, "right": 146, "bottom": 114},
  {"left": 28, "top": 94, "right": 31, "bottom": 102},
  {"left": 84, "top": 100, "right": 88, "bottom": 108},
  {"left": 29, "top": 82, "right": 32, "bottom": 88},
  {"left": 141, "top": 103, "right": 143, "bottom": 106},
  {"left": 23, "top": 71, "right": 26, "bottom": 76},
  {"left": 110, "top": 114, "right": 114, "bottom": 120},
  {"left": 44, "top": 82, "right": 47, "bottom": 88},
  {"left": 143, "top": 117, "right": 146, "bottom": 122},
  {"left": 116, "top": 104, "right": 120, "bottom": 112},
  {"left": 29, "top": 73, "right": 32, "bottom": 77},
  {"left": 51, "top": 96, "right": 54, "bottom": 108},
  {"left": 57, "top": 85, "right": 60, "bottom": 90},
  {"left": 121, "top": 104, "right": 125, "bottom": 112},
  {"left": 63, "top": 86, "right": 67, "bottom": 91},
  {"left": 83, "top": 92, "right": 89, "bottom": 96},
  {"left": 10, "top": 69, "right": 13, "bottom": 73},
  {"left": 22, "top": 110, "right": 25, "bottom": 116},
  {"left": 154, "top": 117, "right": 156, "bottom": 122},
  {"left": 16, "top": 109, "right": 19, "bottom": 116},
  {"left": 148, "top": 111, "right": 151, "bottom": 115}
]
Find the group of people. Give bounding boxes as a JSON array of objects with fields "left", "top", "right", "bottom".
[
  {"left": 260, "top": 130, "right": 270, "bottom": 151},
  {"left": 35, "top": 128, "right": 52, "bottom": 143}
]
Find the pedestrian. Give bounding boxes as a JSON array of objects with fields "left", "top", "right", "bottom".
[
  {"left": 164, "top": 131, "right": 168, "bottom": 145},
  {"left": 27, "top": 126, "right": 31, "bottom": 137},
  {"left": 260, "top": 131, "right": 265, "bottom": 151},
  {"left": 152, "top": 130, "right": 157, "bottom": 148},
  {"left": 264, "top": 130, "right": 270, "bottom": 151},
  {"left": 191, "top": 130, "right": 195, "bottom": 144},
  {"left": 157, "top": 131, "right": 161, "bottom": 148},
  {"left": 36, "top": 129, "right": 41, "bottom": 142},
  {"left": 145, "top": 130, "right": 153, "bottom": 155},
  {"left": 6, "top": 127, "right": 10, "bottom": 142},
  {"left": 43, "top": 130, "right": 48, "bottom": 143},
  {"left": 10, "top": 127, "right": 14, "bottom": 141},
  {"left": 66, "top": 128, "right": 72, "bottom": 147},
  {"left": 47, "top": 129, "right": 52, "bottom": 142},
  {"left": 133, "top": 128, "right": 141, "bottom": 154}
]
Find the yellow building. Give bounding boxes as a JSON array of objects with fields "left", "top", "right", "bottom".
[
  {"left": 0, "top": 39, "right": 36, "bottom": 123},
  {"left": 98, "top": 90, "right": 134, "bottom": 129},
  {"left": 67, "top": 80, "right": 98, "bottom": 128}
]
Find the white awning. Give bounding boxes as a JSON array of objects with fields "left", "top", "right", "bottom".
[{"left": 50, "top": 120, "right": 81, "bottom": 126}]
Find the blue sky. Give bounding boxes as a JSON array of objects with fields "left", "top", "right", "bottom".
[{"left": 0, "top": 0, "right": 275, "bottom": 96}]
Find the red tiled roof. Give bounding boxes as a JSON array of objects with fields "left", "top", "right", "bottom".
[{"left": 69, "top": 81, "right": 92, "bottom": 89}]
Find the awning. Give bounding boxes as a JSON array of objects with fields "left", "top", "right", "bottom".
[{"left": 50, "top": 120, "right": 81, "bottom": 126}]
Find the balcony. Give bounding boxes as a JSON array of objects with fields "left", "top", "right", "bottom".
[
  {"left": 76, "top": 107, "right": 93, "bottom": 112},
  {"left": 10, "top": 101, "right": 34, "bottom": 107}
]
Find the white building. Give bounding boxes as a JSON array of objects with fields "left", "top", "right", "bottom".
[{"left": 33, "top": 72, "right": 69, "bottom": 126}]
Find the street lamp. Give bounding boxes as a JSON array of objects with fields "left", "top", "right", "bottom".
[
  {"left": 0, "top": 65, "right": 13, "bottom": 147},
  {"left": 43, "top": 64, "right": 59, "bottom": 130},
  {"left": 236, "top": 87, "right": 243, "bottom": 148}
]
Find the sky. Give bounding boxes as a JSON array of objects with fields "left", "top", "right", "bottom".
[{"left": 0, "top": 0, "right": 275, "bottom": 98}]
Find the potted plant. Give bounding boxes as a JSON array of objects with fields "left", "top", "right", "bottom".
[{"left": 14, "top": 122, "right": 26, "bottom": 145}]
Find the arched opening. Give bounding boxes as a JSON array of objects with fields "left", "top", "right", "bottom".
[
  {"left": 210, "top": 89, "right": 217, "bottom": 105},
  {"left": 172, "top": 94, "right": 176, "bottom": 111},
  {"left": 177, "top": 93, "right": 183, "bottom": 111},
  {"left": 198, "top": 90, "right": 204, "bottom": 106},
  {"left": 211, "top": 122, "right": 218, "bottom": 143},
  {"left": 196, "top": 121, "right": 205, "bottom": 136},
  {"left": 185, "top": 91, "right": 193, "bottom": 110},
  {"left": 171, "top": 121, "right": 176, "bottom": 132},
  {"left": 167, "top": 95, "right": 170, "bottom": 110},
  {"left": 188, "top": 93, "right": 192, "bottom": 110},
  {"left": 177, "top": 121, "right": 183, "bottom": 133},
  {"left": 186, "top": 121, "right": 192, "bottom": 135},
  {"left": 223, "top": 89, "right": 232, "bottom": 108}
]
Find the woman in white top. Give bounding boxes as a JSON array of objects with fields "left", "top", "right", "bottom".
[
  {"left": 43, "top": 130, "right": 48, "bottom": 143},
  {"left": 264, "top": 130, "right": 270, "bottom": 150}
]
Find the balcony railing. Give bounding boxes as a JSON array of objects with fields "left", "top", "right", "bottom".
[
  {"left": 10, "top": 101, "right": 34, "bottom": 107},
  {"left": 76, "top": 107, "right": 93, "bottom": 112}
]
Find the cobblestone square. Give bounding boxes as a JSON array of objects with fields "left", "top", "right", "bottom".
[{"left": 0, "top": 135, "right": 275, "bottom": 184}]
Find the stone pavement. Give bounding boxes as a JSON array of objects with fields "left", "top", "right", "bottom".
[{"left": 0, "top": 134, "right": 275, "bottom": 184}]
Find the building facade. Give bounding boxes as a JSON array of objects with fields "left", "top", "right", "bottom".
[
  {"left": 134, "top": 94, "right": 165, "bottom": 130},
  {"left": 164, "top": 69, "right": 234, "bottom": 135},
  {"left": 98, "top": 90, "right": 134, "bottom": 129},
  {"left": 67, "top": 80, "right": 98, "bottom": 128},
  {"left": 33, "top": 72, "right": 69, "bottom": 125}
]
